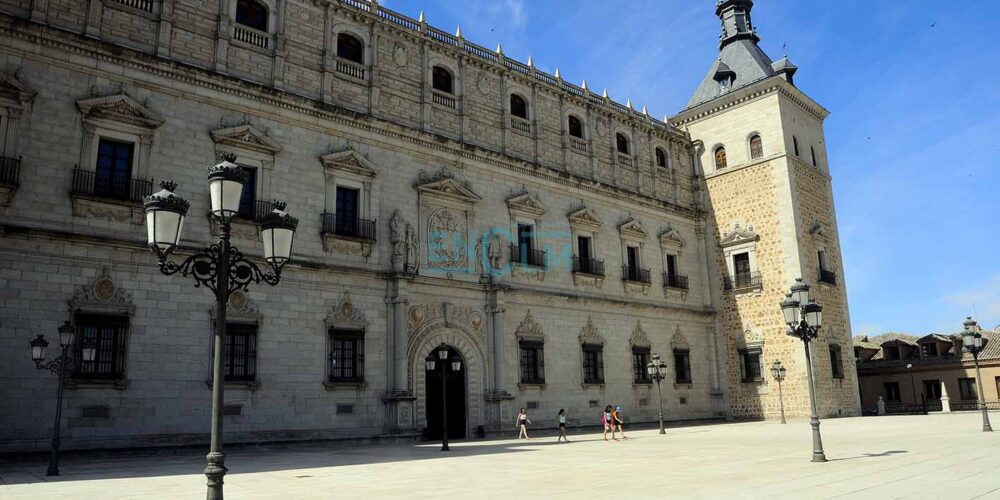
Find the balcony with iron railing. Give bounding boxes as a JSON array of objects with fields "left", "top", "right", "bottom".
[
  {"left": 724, "top": 272, "right": 762, "bottom": 291},
  {"left": 819, "top": 268, "right": 837, "bottom": 285},
  {"left": 71, "top": 167, "right": 153, "bottom": 203},
  {"left": 622, "top": 265, "right": 651, "bottom": 284},
  {"left": 509, "top": 244, "right": 546, "bottom": 268},
  {"left": 109, "top": 0, "right": 155, "bottom": 12},
  {"left": 335, "top": 58, "right": 368, "bottom": 81},
  {"left": 233, "top": 24, "right": 271, "bottom": 49},
  {"left": 235, "top": 199, "right": 275, "bottom": 223},
  {"left": 572, "top": 257, "right": 605, "bottom": 277},
  {"left": 0, "top": 156, "right": 20, "bottom": 187},
  {"left": 663, "top": 273, "right": 689, "bottom": 290},
  {"left": 321, "top": 212, "right": 377, "bottom": 241}
]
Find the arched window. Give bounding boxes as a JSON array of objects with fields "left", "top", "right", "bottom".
[
  {"left": 235, "top": 0, "right": 268, "bottom": 32},
  {"left": 616, "top": 133, "right": 630, "bottom": 155},
  {"left": 810, "top": 146, "right": 818, "bottom": 166},
  {"left": 510, "top": 94, "right": 528, "bottom": 119},
  {"left": 655, "top": 147, "right": 667, "bottom": 168},
  {"left": 337, "top": 33, "right": 364, "bottom": 64},
  {"left": 792, "top": 135, "right": 800, "bottom": 157},
  {"left": 432, "top": 66, "right": 454, "bottom": 94},
  {"left": 749, "top": 135, "right": 763, "bottom": 160},
  {"left": 715, "top": 147, "right": 727, "bottom": 170},
  {"left": 568, "top": 115, "right": 584, "bottom": 139}
]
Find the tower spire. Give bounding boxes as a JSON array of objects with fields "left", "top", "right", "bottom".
[{"left": 716, "top": 0, "right": 759, "bottom": 49}]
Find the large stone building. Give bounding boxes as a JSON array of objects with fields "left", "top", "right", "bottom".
[{"left": 0, "top": 0, "right": 859, "bottom": 452}]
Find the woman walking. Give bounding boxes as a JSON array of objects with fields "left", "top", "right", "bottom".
[
  {"left": 602, "top": 405, "right": 616, "bottom": 441},
  {"left": 516, "top": 408, "right": 531, "bottom": 439},
  {"left": 557, "top": 409, "right": 569, "bottom": 442},
  {"left": 613, "top": 406, "right": 627, "bottom": 439}
]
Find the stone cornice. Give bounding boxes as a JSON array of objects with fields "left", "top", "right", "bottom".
[{"left": 672, "top": 76, "right": 829, "bottom": 126}]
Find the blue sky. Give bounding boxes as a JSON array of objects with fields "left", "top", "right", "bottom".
[{"left": 381, "top": 0, "right": 1000, "bottom": 336}]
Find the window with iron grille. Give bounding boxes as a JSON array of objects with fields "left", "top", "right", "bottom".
[
  {"left": 738, "top": 347, "right": 762, "bottom": 383},
  {"left": 329, "top": 329, "right": 364, "bottom": 382},
  {"left": 519, "top": 340, "right": 545, "bottom": 384},
  {"left": 224, "top": 323, "right": 257, "bottom": 382},
  {"left": 632, "top": 347, "right": 651, "bottom": 384},
  {"left": 674, "top": 349, "right": 692, "bottom": 384},
  {"left": 829, "top": 344, "right": 844, "bottom": 379},
  {"left": 73, "top": 314, "right": 128, "bottom": 380},
  {"left": 582, "top": 344, "right": 604, "bottom": 384},
  {"left": 959, "top": 378, "right": 977, "bottom": 400}
]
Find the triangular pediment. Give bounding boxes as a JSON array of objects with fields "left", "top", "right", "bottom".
[
  {"left": 719, "top": 224, "right": 759, "bottom": 248},
  {"left": 211, "top": 124, "right": 282, "bottom": 155},
  {"left": 320, "top": 148, "right": 378, "bottom": 178},
  {"left": 671, "top": 325, "right": 689, "bottom": 349},
  {"left": 77, "top": 93, "right": 163, "bottom": 129},
  {"left": 506, "top": 193, "right": 546, "bottom": 217},
  {"left": 659, "top": 226, "right": 685, "bottom": 248},
  {"left": 629, "top": 320, "right": 650, "bottom": 347},
  {"left": 579, "top": 316, "right": 604, "bottom": 345},
  {"left": 568, "top": 207, "right": 602, "bottom": 229},
  {"left": 515, "top": 310, "right": 544, "bottom": 340},
  {"left": 0, "top": 73, "right": 35, "bottom": 107},
  {"left": 618, "top": 218, "right": 648, "bottom": 240},
  {"left": 417, "top": 178, "right": 482, "bottom": 204}
]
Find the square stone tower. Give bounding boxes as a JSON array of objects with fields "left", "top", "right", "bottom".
[{"left": 673, "top": 0, "right": 861, "bottom": 419}]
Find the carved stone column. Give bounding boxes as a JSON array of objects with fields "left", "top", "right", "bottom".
[
  {"left": 483, "top": 280, "right": 513, "bottom": 433},
  {"left": 383, "top": 276, "right": 415, "bottom": 433}
]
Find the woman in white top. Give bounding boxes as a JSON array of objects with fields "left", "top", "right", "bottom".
[
  {"left": 516, "top": 408, "right": 531, "bottom": 439},
  {"left": 557, "top": 409, "right": 569, "bottom": 443}
]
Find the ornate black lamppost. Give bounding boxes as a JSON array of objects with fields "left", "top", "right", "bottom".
[
  {"left": 646, "top": 353, "right": 668, "bottom": 434},
  {"left": 143, "top": 154, "right": 298, "bottom": 500},
  {"left": 780, "top": 278, "right": 826, "bottom": 463},
  {"left": 29, "top": 322, "right": 96, "bottom": 476},
  {"left": 425, "top": 343, "right": 461, "bottom": 451},
  {"left": 961, "top": 317, "right": 993, "bottom": 432},
  {"left": 770, "top": 360, "right": 787, "bottom": 424}
]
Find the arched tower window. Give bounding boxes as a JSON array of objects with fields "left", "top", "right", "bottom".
[
  {"left": 235, "top": 0, "right": 268, "bottom": 32},
  {"left": 616, "top": 133, "right": 630, "bottom": 155},
  {"left": 749, "top": 135, "right": 763, "bottom": 160},
  {"left": 655, "top": 147, "right": 667, "bottom": 168},
  {"left": 337, "top": 33, "right": 364, "bottom": 64},
  {"left": 715, "top": 147, "right": 727, "bottom": 170},
  {"left": 792, "top": 135, "right": 800, "bottom": 157},
  {"left": 432, "top": 66, "right": 454, "bottom": 94},
  {"left": 510, "top": 94, "right": 528, "bottom": 119},
  {"left": 810, "top": 146, "right": 818, "bottom": 166},
  {"left": 568, "top": 115, "right": 584, "bottom": 139}
]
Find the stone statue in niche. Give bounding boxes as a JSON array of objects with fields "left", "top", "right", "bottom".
[
  {"left": 487, "top": 233, "right": 504, "bottom": 270},
  {"left": 404, "top": 221, "right": 419, "bottom": 273},
  {"left": 390, "top": 211, "right": 405, "bottom": 271}
]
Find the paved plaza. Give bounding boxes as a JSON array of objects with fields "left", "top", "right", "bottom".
[{"left": 1, "top": 412, "right": 998, "bottom": 499}]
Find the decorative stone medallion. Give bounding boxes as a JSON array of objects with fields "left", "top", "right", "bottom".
[
  {"left": 392, "top": 43, "right": 408, "bottom": 68},
  {"left": 93, "top": 278, "right": 116, "bottom": 301},
  {"left": 595, "top": 118, "right": 609, "bottom": 139},
  {"left": 427, "top": 208, "right": 467, "bottom": 270},
  {"left": 476, "top": 72, "right": 491, "bottom": 97},
  {"left": 229, "top": 290, "right": 247, "bottom": 310}
]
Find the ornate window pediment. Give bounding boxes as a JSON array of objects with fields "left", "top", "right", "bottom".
[
  {"left": 506, "top": 192, "right": 546, "bottom": 217},
  {"left": 325, "top": 290, "right": 367, "bottom": 329},
  {"left": 416, "top": 173, "right": 481, "bottom": 204},
  {"left": 578, "top": 316, "right": 604, "bottom": 345},
  {"left": 629, "top": 320, "right": 650, "bottom": 348},
  {"left": 670, "top": 325, "right": 689, "bottom": 349},
  {"left": 659, "top": 226, "right": 686, "bottom": 248},
  {"left": 567, "top": 207, "right": 602, "bottom": 230},
  {"left": 77, "top": 93, "right": 163, "bottom": 131},
  {"left": 210, "top": 124, "right": 281, "bottom": 156},
  {"left": 0, "top": 73, "right": 35, "bottom": 111},
  {"left": 733, "top": 326, "right": 764, "bottom": 349},
  {"left": 69, "top": 272, "right": 135, "bottom": 316},
  {"left": 720, "top": 223, "right": 759, "bottom": 248},
  {"left": 321, "top": 148, "right": 377, "bottom": 178},
  {"left": 618, "top": 218, "right": 648, "bottom": 240},
  {"left": 515, "top": 310, "right": 544, "bottom": 341}
]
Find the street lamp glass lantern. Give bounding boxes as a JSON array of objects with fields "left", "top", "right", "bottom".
[
  {"left": 260, "top": 201, "right": 298, "bottom": 268},
  {"left": 30, "top": 334, "right": 49, "bottom": 362},
  {"left": 646, "top": 362, "right": 655, "bottom": 376},
  {"left": 438, "top": 345, "right": 449, "bottom": 360},
  {"left": 425, "top": 354, "right": 436, "bottom": 372},
  {"left": 57, "top": 321, "right": 75, "bottom": 348},
  {"left": 803, "top": 300, "right": 823, "bottom": 327},
  {"left": 81, "top": 338, "right": 97, "bottom": 363},
  {"left": 143, "top": 181, "right": 190, "bottom": 257},
  {"left": 780, "top": 294, "right": 800, "bottom": 326},
  {"left": 790, "top": 278, "right": 810, "bottom": 306},
  {"left": 771, "top": 361, "right": 782, "bottom": 380},
  {"left": 207, "top": 154, "right": 247, "bottom": 220},
  {"left": 451, "top": 358, "right": 461, "bottom": 372}
]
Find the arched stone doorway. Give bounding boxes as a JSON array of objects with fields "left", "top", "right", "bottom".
[{"left": 424, "top": 345, "right": 467, "bottom": 440}]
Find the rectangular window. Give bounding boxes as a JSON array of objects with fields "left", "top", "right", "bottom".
[
  {"left": 829, "top": 344, "right": 844, "bottom": 379},
  {"left": 517, "top": 223, "right": 534, "bottom": 254},
  {"left": 223, "top": 323, "right": 257, "bottom": 382},
  {"left": 884, "top": 382, "right": 901, "bottom": 402},
  {"left": 959, "top": 378, "right": 977, "bottom": 400},
  {"left": 811, "top": 146, "right": 818, "bottom": 167},
  {"left": 817, "top": 250, "right": 828, "bottom": 271},
  {"left": 94, "top": 138, "right": 134, "bottom": 200},
  {"left": 674, "top": 349, "right": 692, "bottom": 384},
  {"left": 74, "top": 314, "right": 128, "bottom": 380},
  {"left": 738, "top": 348, "right": 762, "bottom": 383},
  {"left": 626, "top": 245, "right": 639, "bottom": 270},
  {"left": 577, "top": 236, "right": 591, "bottom": 262},
  {"left": 733, "top": 252, "right": 751, "bottom": 278},
  {"left": 334, "top": 185, "right": 360, "bottom": 234},
  {"left": 582, "top": 344, "right": 604, "bottom": 384},
  {"left": 237, "top": 166, "right": 258, "bottom": 219},
  {"left": 996, "top": 377, "right": 1000, "bottom": 401},
  {"left": 666, "top": 254, "right": 678, "bottom": 278},
  {"left": 519, "top": 341, "right": 545, "bottom": 384},
  {"left": 923, "top": 380, "right": 941, "bottom": 401},
  {"left": 329, "top": 329, "right": 364, "bottom": 382},
  {"left": 883, "top": 346, "right": 900, "bottom": 361},
  {"left": 921, "top": 343, "right": 938, "bottom": 357},
  {"left": 632, "top": 347, "right": 651, "bottom": 384}
]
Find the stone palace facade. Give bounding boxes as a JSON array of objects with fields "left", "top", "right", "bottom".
[{"left": 0, "top": 0, "right": 860, "bottom": 451}]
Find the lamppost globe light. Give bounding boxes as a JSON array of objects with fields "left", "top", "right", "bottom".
[
  {"left": 143, "top": 181, "right": 190, "bottom": 258},
  {"left": 451, "top": 358, "right": 461, "bottom": 372},
  {"left": 260, "top": 201, "right": 298, "bottom": 269},
  {"left": 438, "top": 343, "right": 449, "bottom": 360},
  {"left": 30, "top": 334, "right": 49, "bottom": 363},
  {"left": 80, "top": 339, "right": 97, "bottom": 364},
  {"left": 803, "top": 300, "right": 823, "bottom": 328},
  {"left": 790, "top": 277, "right": 810, "bottom": 305},
  {"left": 206, "top": 154, "right": 247, "bottom": 221},
  {"left": 780, "top": 294, "right": 800, "bottom": 327},
  {"left": 57, "top": 321, "right": 75, "bottom": 348},
  {"left": 424, "top": 353, "right": 436, "bottom": 372},
  {"left": 646, "top": 362, "right": 655, "bottom": 376}
]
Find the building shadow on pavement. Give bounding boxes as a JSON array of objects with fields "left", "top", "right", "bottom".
[{"left": 825, "top": 450, "right": 908, "bottom": 462}]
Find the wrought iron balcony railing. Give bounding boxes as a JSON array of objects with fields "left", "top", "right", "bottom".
[
  {"left": 509, "top": 244, "right": 546, "bottom": 268},
  {"left": 819, "top": 269, "right": 837, "bottom": 285},
  {"left": 622, "top": 265, "right": 651, "bottom": 284},
  {"left": 663, "top": 273, "right": 689, "bottom": 290},
  {"left": 0, "top": 156, "right": 20, "bottom": 186},
  {"left": 235, "top": 199, "right": 275, "bottom": 222},
  {"left": 724, "top": 271, "right": 762, "bottom": 291},
  {"left": 572, "top": 257, "right": 605, "bottom": 277},
  {"left": 321, "top": 212, "right": 377, "bottom": 241},
  {"left": 71, "top": 167, "right": 152, "bottom": 203}
]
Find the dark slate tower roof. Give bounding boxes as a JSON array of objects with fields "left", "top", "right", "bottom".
[{"left": 685, "top": 0, "right": 792, "bottom": 110}]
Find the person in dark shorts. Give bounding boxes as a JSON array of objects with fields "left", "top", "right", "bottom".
[
  {"left": 516, "top": 408, "right": 531, "bottom": 439},
  {"left": 557, "top": 409, "right": 569, "bottom": 442}
]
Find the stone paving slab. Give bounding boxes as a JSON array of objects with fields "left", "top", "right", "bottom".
[{"left": 0, "top": 412, "right": 998, "bottom": 499}]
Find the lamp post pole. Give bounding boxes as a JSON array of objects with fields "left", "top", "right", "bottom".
[
  {"left": 142, "top": 155, "right": 299, "bottom": 500},
  {"left": 906, "top": 363, "right": 917, "bottom": 407},
  {"left": 771, "top": 361, "right": 787, "bottom": 424},
  {"left": 646, "top": 353, "right": 667, "bottom": 434},
  {"left": 780, "top": 278, "right": 827, "bottom": 463},
  {"left": 441, "top": 351, "right": 449, "bottom": 452},
  {"left": 962, "top": 318, "right": 992, "bottom": 432}
]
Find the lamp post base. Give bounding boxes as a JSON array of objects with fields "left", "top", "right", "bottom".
[
  {"left": 205, "top": 451, "right": 227, "bottom": 500},
  {"left": 811, "top": 452, "right": 827, "bottom": 463}
]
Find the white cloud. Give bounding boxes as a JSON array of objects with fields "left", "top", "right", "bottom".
[{"left": 943, "top": 274, "right": 1000, "bottom": 329}]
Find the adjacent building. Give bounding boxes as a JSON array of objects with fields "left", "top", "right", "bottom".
[{"left": 0, "top": 0, "right": 859, "bottom": 452}]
